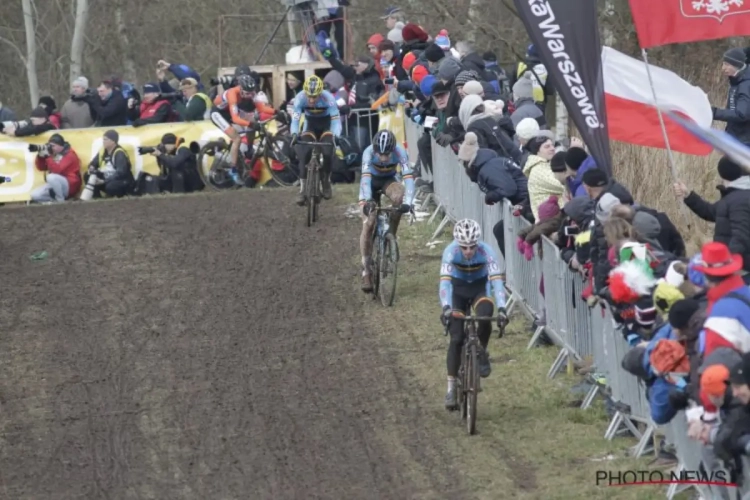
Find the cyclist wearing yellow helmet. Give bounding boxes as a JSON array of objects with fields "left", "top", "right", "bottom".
[{"left": 290, "top": 74, "right": 341, "bottom": 205}]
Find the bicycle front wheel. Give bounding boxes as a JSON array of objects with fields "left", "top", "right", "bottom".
[
  {"left": 379, "top": 233, "right": 399, "bottom": 307},
  {"left": 459, "top": 345, "right": 468, "bottom": 421},
  {"left": 198, "top": 142, "right": 240, "bottom": 191},
  {"left": 370, "top": 232, "right": 381, "bottom": 300},
  {"left": 466, "top": 342, "right": 479, "bottom": 435},
  {"left": 265, "top": 135, "right": 299, "bottom": 187},
  {"left": 306, "top": 162, "right": 319, "bottom": 227}
]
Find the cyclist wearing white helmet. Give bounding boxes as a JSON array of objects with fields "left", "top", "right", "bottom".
[
  {"left": 439, "top": 218, "right": 508, "bottom": 410},
  {"left": 358, "top": 129, "right": 415, "bottom": 292}
]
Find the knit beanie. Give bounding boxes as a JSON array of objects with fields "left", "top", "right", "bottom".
[
  {"left": 455, "top": 70, "right": 478, "bottom": 87},
  {"left": 718, "top": 155, "right": 744, "bottom": 181},
  {"left": 435, "top": 35, "right": 451, "bottom": 50},
  {"left": 424, "top": 43, "right": 445, "bottom": 63},
  {"left": 513, "top": 73, "right": 534, "bottom": 101},
  {"left": 550, "top": 151, "right": 567, "bottom": 172},
  {"left": 516, "top": 117, "right": 540, "bottom": 141},
  {"left": 564, "top": 147, "right": 588, "bottom": 171},
  {"left": 47, "top": 133, "right": 65, "bottom": 146},
  {"left": 483, "top": 51, "right": 497, "bottom": 63},
  {"left": 161, "top": 133, "right": 177, "bottom": 145},
  {"left": 595, "top": 193, "right": 620, "bottom": 222},
  {"left": 458, "top": 132, "right": 480, "bottom": 164},
  {"left": 402, "top": 52, "right": 418, "bottom": 71},
  {"left": 582, "top": 168, "right": 608, "bottom": 188},
  {"left": 463, "top": 80, "right": 484, "bottom": 96},
  {"left": 104, "top": 129, "right": 119, "bottom": 143},
  {"left": 419, "top": 75, "right": 437, "bottom": 97},
  {"left": 668, "top": 299, "right": 700, "bottom": 329},
  {"left": 402, "top": 23, "right": 428, "bottom": 43},
  {"left": 387, "top": 25, "right": 404, "bottom": 44},
  {"left": 723, "top": 47, "right": 747, "bottom": 70},
  {"left": 538, "top": 195, "right": 561, "bottom": 221},
  {"left": 367, "top": 33, "right": 385, "bottom": 48},
  {"left": 38, "top": 96, "right": 57, "bottom": 111},
  {"left": 431, "top": 81, "right": 451, "bottom": 96},
  {"left": 437, "top": 58, "right": 462, "bottom": 82},
  {"left": 72, "top": 76, "right": 89, "bottom": 88}
]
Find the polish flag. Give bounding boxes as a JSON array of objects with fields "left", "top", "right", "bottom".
[{"left": 603, "top": 46, "right": 713, "bottom": 156}]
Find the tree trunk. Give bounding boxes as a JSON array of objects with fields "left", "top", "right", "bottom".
[
  {"left": 555, "top": 96, "right": 569, "bottom": 142},
  {"left": 69, "top": 0, "right": 89, "bottom": 83},
  {"left": 602, "top": 0, "right": 616, "bottom": 47},
  {"left": 466, "top": 0, "right": 481, "bottom": 42},
  {"left": 113, "top": 0, "right": 137, "bottom": 82},
  {"left": 21, "top": 0, "right": 40, "bottom": 108}
]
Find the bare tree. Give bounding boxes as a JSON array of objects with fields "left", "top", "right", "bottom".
[
  {"left": 69, "top": 0, "right": 89, "bottom": 83},
  {"left": 113, "top": 0, "right": 137, "bottom": 82},
  {"left": 22, "top": 0, "right": 40, "bottom": 107}
]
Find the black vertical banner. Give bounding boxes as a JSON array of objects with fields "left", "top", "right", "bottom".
[{"left": 513, "top": 0, "right": 612, "bottom": 176}]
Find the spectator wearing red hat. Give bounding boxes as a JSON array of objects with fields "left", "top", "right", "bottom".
[
  {"left": 400, "top": 23, "right": 429, "bottom": 58},
  {"left": 367, "top": 33, "right": 384, "bottom": 59}
]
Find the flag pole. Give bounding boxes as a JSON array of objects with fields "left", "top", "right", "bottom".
[{"left": 640, "top": 48, "right": 679, "bottom": 180}]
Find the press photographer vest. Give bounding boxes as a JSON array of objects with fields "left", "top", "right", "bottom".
[
  {"left": 98, "top": 146, "right": 128, "bottom": 179},
  {"left": 191, "top": 93, "right": 212, "bottom": 120}
]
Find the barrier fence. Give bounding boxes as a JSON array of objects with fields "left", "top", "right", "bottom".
[{"left": 404, "top": 118, "right": 750, "bottom": 499}]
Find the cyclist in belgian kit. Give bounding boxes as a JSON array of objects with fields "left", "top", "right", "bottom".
[
  {"left": 358, "top": 130, "right": 414, "bottom": 292},
  {"left": 290, "top": 75, "right": 341, "bottom": 205},
  {"left": 439, "top": 219, "right": 509, "bottom": 409}
]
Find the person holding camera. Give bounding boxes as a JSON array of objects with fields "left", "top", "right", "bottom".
[
  {"left": 127, "top": 83, "right": 174, "bottom": 127},
  {"left": 30, "top": 133, "right": 82, "bottom": 202},
  {"left": 141, "top": 133, "right": 203, "bottom": 193},
  {"left": 82, "top": 130, "right": 134, "bottom": 199},
  {"left": 172, "top": 78, "right": 211, "bottom": 121},
  {"left": 1, "top": 107, "right": 56, "bottom": 137},
  {"left": 61, "top": 77, "right": 95, "bottom": 129}
]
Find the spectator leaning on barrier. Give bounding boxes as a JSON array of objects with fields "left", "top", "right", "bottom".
[
  {"left": 483, "top": 50, "right": 510, "bottom": 100},
  {"left": 455, "top": 41, "right": 498, "bottom": 92},
  {"left": 522, "top": 136, "right": 564, "bottom": 221},
  {"left": 85, "top": 129, "right": 135, "bottom": 199},
  {"left": 458, "top": 94, "right": 522, "bottom": 165},
  {"left": 613, "top": 203, "right": 686, "bottom": 258},
  {"left": 6, "top": 107, "right": 56, "bottom": 137},
  {"left": 61, "top": 76, "right": 95, "bottom": 129},
  {"left": 430, "top": 81, "right": 455, "bottom": 148},
  {"left": 128, "top": 83, "right": 174, "bottom": 127},
  {"left": 31, "top": 133, "right": 82, "bottom": 203},
  {"left": 675, "top": 156, "right": 750, "bottom": 281},
  {"left": 88, "top": 79, "right": 128, "bottom": 126},
  {"left": 38, "top": 96, "right": 61, "bottom": 129},
  {"left": 173, "top": 78, "right": 211, "bottom": 121},
  {"left": 149, "top": 133, "right": 203, "bottom": 193},
  {"left": 713, "top": 47, "right": 750, "bottom": 147}
]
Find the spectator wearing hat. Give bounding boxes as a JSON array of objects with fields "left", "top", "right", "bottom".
[
  {"left": 174, "top": 78, "right": 211, "bottom": 121},
  {"left": 550, "top": 151, "right": 571, "bottom": 197},
  {"left": 150, "top": 133, "right": 203, "bottom": 193},
  {"left": 378, "top": 40, "right": 398, "bottom": 80},
  {"left": 381, "top": 6, "right": 405, "bottom": 30},
  {"left": 38, "top": 96, "right": 61, "bottom": 129},
  {"left": 510, "top": 44, "right": 549, "bottom": 110},
  {"left": 367, "top": 33, "right": 384, "bottom": 59},
  {"left": 328, "top": 54, "right": 383, "bottom": 109},
  {"left": 85, "top": 129, "right": 135, "bottom": 198},
  {"left": 675, "top": 156, "right": 750, "bottom": 278},
  {"left": 400, "top": 23, "right": 429, "bottom": 55},
  {"left": 61, "top": 76, "right": 95, "bottom": 129},
  {"left": 3, "top": 106, "right": 56, "bottom": 137},
  {"left": 458, "top": 94, "right": 522, "bottom": 165},
  {"left": 88, "top": 79, "right": 128, "bottom": 126},
  {"left": 31, "top": 133, "right": 82, "bottom": 202},
  {"left": 455, "top": 41, "right": 498, "bottom": 90},
  {"left": 523, "top": 136, "right": 564, "bottom": 221},
  {"left": 511, "top": 73, "right": 546, "bottom": 129},
  {"left": 128, "top": 83, "right": 174, "bottom": 127},
  {"left": 713, "top": 47, "right": 750, "bottom": 146},
  {"left": 429, "top": 81, "right": 454, "bottom": 145},
  {"left": 563, "top": 146, "right": 597, "bottom": 198},
  {"left": 387, "top": 22, "right": 405, "bottom": 45}
]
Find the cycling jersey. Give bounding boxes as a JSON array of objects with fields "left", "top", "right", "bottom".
[
  {"left": 213, "top": 86, "right": 275, "bottom": 128},
  {"left": 439, "top": 241, "right": 506, "bottom": 309},
  {"left": 290, "top": 90, "right": 342, "bottom": 137},
  {"left": 358, "top": 144, "right": 415, "bottom": 205}
]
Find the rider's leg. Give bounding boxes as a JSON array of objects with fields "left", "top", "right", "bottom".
[
  {"left": 384, "top": 181, "right": 405, "bottom": 236},
  {"left": 319, "top": 132, "right": 335, "bottom": 200},
  {"left": 445, "top": 308, "right": 466, "bottom": 408},
  {"left": 359, "top": 207, "right": 377, "bottom": 292},
  {"left": 473, "top": 295, "right": 495, "bottom": 378}
]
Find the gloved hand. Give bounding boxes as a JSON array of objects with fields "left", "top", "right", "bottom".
[
  {"left": 435, "top": 133, "right": 453, "bottom": 147},
  {"left": 398, "top": 203, "right": 412, "bottom": 214},
  {"left": 497, "top": 308, "right": 508, "bottom": 333},
  {"left": 516, "top": 236, "right": 526, "bottom": 254},
  {"left": 441, "top": 305, "right": 452, "bottom": 326},
  {"left": 523, "top": 242, "right": 534, "bottom": 261},
  {"left": 290, "top": 134, "right": 298, "bottom": 147}
]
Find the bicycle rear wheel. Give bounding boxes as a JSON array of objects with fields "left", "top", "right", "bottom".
[
  {"left": 378, "top": 233, "right": 399, "bottom": 307},
  {"left": 466, "top": 342, "right": 479, "bottom": 435},
  {"left": 198, "top": 142, "right": 240, "bottom": 191}
]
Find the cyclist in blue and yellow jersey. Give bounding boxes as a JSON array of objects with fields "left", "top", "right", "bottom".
[
  {"left": 439, "top": 219, "right": 509, "bottom": 410},
  {"left": 358, "top": 130, "right": 415, "bottom": 292},
  {"left": 290, "top": 75, "right": 341, "bottom": 205}
]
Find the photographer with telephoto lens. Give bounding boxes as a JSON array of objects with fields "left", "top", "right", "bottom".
[
  {"left": 30, "top": 133, "right": 82, "bottom": 202},
  {"left": 137, "top": 133, "right": 203, "bottom": 193},
  {"left": 81, "top": 129, "right": 134, "bottom": 200}
]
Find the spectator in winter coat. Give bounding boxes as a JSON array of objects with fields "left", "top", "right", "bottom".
[
  {"left": 458, "top": 133, "right": 528, "bottom": 207},
  {"left": 399, "top": 23, "right": 429, "bottom": 57},
  {"left": 511, "top": 73, "right": 546, "bottom": 129},
  {"left": 367, "top": 33, "right": 384, "bottom": 58},
  {"left": 483, "top": 51, "right": 510, "bottom": 98},
  {"left": 5, "top": 107, "right": 56, "bottom": 137},
  {"left": 455, "top": 41, "right": 498, "bottom": 90},
  {"left": 61, "top": 76, "right": 94, "bottom": 129},
  {"left": 510, "top": 44, "right": 549, "bottom": 110},
  {"left": 675, "top": 156, "right": 750, "bottom": 278},
  {"left": 612, "top": 203, "right": 686, "bottom": 258},
  {"left": 31, "top": 133, "right": 82, "bottom": 202},
  {"left": 156, "top": 60, "right": 203, "bottom": 90},
  {"left": 38, "top": 96, "right": 61, "bottom": 129},
  {"left": 173, "top": 78, "right": 211, "bottom": 121},
  {"left": 458, "top": 94, "right": 522, "bottom": 165},
  {"left": 88, "top": 80, "right": 128, "bottom": 126},
  {"left": 523, "top": 136, "right": 564, "bottom": 220},
  {"left": 713, "top": 48, "right": 750, "bottom": 147},
  {"left": 127, "top": 83, "right": 173, "bottom": 127},
  {"left": 556, "top": 196, "right": 595, "bottom": 264},
  {"left": 151, "top": 133, "right": 203, "bottom": 193},
  {"left": 328, "top": 55, "right": 384, "bottom": 108},
  {"left": 564, "top": 146, "right": 597, "bottom": 197},
  {"left": 85, "top": 129, "right": 134, "bottom": 198}
]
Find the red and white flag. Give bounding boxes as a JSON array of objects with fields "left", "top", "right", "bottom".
[
  {"left": 629, "top": 0, "right": 750, "bottom": 48},
  {"left": 602, "top": 46, "right": 713, "bottom": 156}
]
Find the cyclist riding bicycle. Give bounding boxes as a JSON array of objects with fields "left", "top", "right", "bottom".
[
  {"left": 359, "top": 129, "right": 414, "bottom": 292},
  {"left": 290, "top": 75, "right": 341, "bottom": 205},
  {"left": 210, "top": 74, "right": 275, "bottom": 185},
  {"left": 440, "top": 219, "right": 509, "bottom": 410}
]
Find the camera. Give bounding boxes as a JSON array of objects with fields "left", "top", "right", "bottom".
[
  {"left": 563, "top": 225, "right": 579, "bottom": 237},
  {"left": 138, "top": 146, "right": 157, "bottom": 155},
  {"left": 28, "top": 144, "right": 50, "bottom": 155}
]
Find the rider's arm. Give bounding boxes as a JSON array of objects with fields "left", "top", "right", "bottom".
[
  {"left": 396, "top": 145, "right": 415, "bottom": 205},
  {"left": 482, "top": 243, "right": 507, "bottom": 309},
  {"left": 227, "top": 88, "right": 251, "bottom": 128},
  {"left": 324, "top": 92, "right": 342, "bottom": 137},
  {"left": 358, "top": 146, "right": 374, "bottom": 204},
  {"left": 439, "top": 244, "right": 456, "bottom": 309},
  {"left": 290, "top": 93, "right": 303, "bottom": 135}
]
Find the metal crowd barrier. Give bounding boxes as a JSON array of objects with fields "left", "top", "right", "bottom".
[{"left": 403, "top": 118, "right": 750, "bottom": 498}]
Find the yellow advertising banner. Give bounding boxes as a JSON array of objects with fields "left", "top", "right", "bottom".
[{"left": 378, "top": 105, "right": 406, "bottom": 145}]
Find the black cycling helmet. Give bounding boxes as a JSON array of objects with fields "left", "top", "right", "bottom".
[
  {"left": 234, "top": 65, "right": 252, "bottom": 77},
  {"left": 238, "top": 74, "right": 256, "bottom": 93},
  {"left": 372, "top": 129, "right": 396, "bottom": 156}
]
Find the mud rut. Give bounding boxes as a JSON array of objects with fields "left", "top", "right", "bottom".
[{"left": 0, "top": 191, "right": 470, "bottom": 500}]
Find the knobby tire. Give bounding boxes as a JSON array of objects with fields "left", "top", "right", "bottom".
[
  {"left": 370, "top": 231, "right": 381, "bottom": 300},
  {"left": 459, "top": 344, "right": 468, "bottom": 421},
  {"left": 467, "top": 342, "right": 479, "bottom": 435},
  {"left": 265, "top": 135, "right": 298, "bottom": 187},
  {"left": 306, "top": 159, "right": 319, "bottom": 227},
  {"left": 198, "top": 142, "right": 239, "bottom": 192},
  {"left": 379, "top": 233, "right": 399, "bottom": 307}
]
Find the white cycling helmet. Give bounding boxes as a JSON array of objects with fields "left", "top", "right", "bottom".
[{"left": 453, "top": 219, "right": 481, "bottom": 246}]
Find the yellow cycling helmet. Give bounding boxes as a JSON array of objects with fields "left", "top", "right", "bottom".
[{"left": 303, "top": 75, "right": 324, "bottom": 98}]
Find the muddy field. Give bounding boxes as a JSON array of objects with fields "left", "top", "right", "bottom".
[{"left": 0, "top": 191, "right": 472, "bottom": 500}]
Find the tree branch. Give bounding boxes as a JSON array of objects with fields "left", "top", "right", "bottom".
[{"left": 0, "top": 34, "right": 26, "bottom": 63}]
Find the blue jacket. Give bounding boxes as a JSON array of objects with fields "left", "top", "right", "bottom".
[
  {"left": 567, "top": 155, "right": 597, "bottom": 198},
  {"left": 470, "top": 149, "right": 528, "bottom": 207}
]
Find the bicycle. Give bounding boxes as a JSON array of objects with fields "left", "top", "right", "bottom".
[
  {"left": 198, "top": 115, "right": 296, "bottom": 191},
  {"left": 297, "top": 140, "right": 330, "bottom": 227},
  {"left": 366, "top": 200, "right": 414, "bottom": 307},
  {"left": 444, "top": 314, "right": 502, "bottom": 435}
]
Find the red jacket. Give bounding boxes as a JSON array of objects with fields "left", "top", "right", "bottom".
[
  {"left": 49, "top": 112, "right": 62, "bottom": 129},
  {"left": 35, "top": 146, "right": 82, "bottom": 198}
]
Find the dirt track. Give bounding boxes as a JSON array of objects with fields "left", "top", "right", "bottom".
[{"left": 0, "top": 191, "right": 470, "bottom": 500}]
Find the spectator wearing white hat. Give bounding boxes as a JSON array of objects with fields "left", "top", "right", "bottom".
[{"left": 61, "top": 76, "right": 94, "bottom": 129}]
